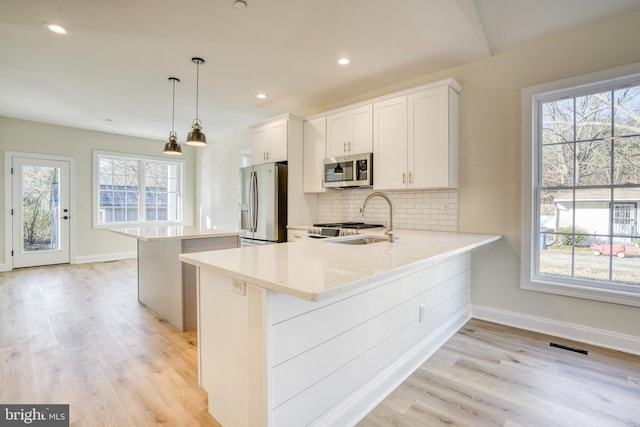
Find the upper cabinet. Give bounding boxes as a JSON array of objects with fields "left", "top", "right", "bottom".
[
  {"left": 251, "top": 117, "right": 288, "bottom": 165},
  {"left": 373, "top": 80, "right": 460, "bottom": 190},
  {"left": 303, "top": 117, "right": 326, "bottom": 193},
  {"left": 373, "top": 96, "right": 408, "bottom": 190},
  {"left": 326, "top": 104, "right": 373, "bottom": 157}
]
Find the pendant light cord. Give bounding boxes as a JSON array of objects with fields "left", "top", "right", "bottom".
[
  {"left": 172, "top": 78, "right": 176, "bottom": 132},
  {"left": 195, "top": 62, "right": 200, "bottom": 121}
]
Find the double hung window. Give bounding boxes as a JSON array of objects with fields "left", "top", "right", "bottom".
[{"left": 525, "top": 70, "right": 640, "bottom": 304}]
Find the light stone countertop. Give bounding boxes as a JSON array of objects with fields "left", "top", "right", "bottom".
[
  {"left": 179, "top": 229, "right": 501, "bottom": 301},
  {"left": 110, "top": 225, "right": 241, "bottom": 242}
]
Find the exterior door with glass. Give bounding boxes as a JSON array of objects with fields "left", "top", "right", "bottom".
[{"left": 12, "top": 156, "right": 71, "bottom": 268}]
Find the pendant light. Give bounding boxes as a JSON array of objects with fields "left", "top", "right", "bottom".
[
  {"left": 333, "top": 163, "right": 344, "bottom": 174},
  {"left": 186, "top": 57, "right": 207, "bottom": 146},
  {"left": 163, "top": 77, "right": 182, "bottom": 155}
]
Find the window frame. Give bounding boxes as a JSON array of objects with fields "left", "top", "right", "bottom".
[
  {"left": 93, "top": 150, "right": 185, "bottom": 229},
  {"left": 521, "top": 63, "right": 640, "bottom": 307}
]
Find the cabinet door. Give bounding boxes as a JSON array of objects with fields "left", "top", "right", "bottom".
[
  {"left": 268, "top": 119, "right": 288, "bottom": 162},
  {"left": 373, "top": 96, "right": 407, "bottom": 190},
  {"left": 326, "top": 112, "right": 348, "bottom": 157},
  {"left": 303, "top": 117, "right": 326, "bottom": 193},
  {"left": 409, "top": 86, "right": 456, "bottom": 188},
  {"left": 349, "top": 104, "right": 373, "bottom": 154},
  {"left": 251, "top": 126, "right": 269, "bottom": 165}
]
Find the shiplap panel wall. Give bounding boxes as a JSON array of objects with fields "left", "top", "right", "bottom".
[
  {"left": 197, "top": 254, "right": 472, "bottom": 427},
  {"left": 269, "top": 253, "right": 471, "bottom": 425}
]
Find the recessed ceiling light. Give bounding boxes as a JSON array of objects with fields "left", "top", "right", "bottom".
[
  {"left": 234, "top": 0, "right": 247, "bottom": 8},
  {"left": 256, "top": 93, "right": 268, "bottom": 99},
  {"left": 338, "top": 58, "right": 350, "bottom": 65},
  {"left": 43, "top": 22, "right": 67, "bottom": 34}
]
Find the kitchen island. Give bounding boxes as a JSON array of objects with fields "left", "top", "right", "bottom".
[
  {"left": 179, "top": 229, "right": 500, "bottom": 426},
  {"left": 111, "top": 226, "right": 240, "bottom": 331}
]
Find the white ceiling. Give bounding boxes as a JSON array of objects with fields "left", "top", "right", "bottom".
[{"left": 2, "top": 0, "right": 640, "bottom": 143}]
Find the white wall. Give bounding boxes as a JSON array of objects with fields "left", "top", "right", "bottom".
[
  {"left": 196, "top": 128, "right": 250, "bottom": 230},
  {"left": 0, "top": 118, "right": 196, "bottom": 265}
]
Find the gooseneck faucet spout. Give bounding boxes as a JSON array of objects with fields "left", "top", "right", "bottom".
[{"left": 360, "top": 192, "right": 394, "bottom": 242}]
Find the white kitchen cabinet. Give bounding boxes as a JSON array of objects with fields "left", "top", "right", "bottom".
[
  {"left": 251, "top": 117, "right": 288, "bottom": 165},
  {"left": 374, "top": 81, "right": 459, "bottom": 190},
  {"left": 303, "top": 117, "right": 326, "bottom": 193},
  {"left": 287, "top": 227, "right": 308, "bottom": 242},
  {"left": 326, "top": 104, "right": 372, "bottom": 157},
  {"left": 373, "top": 95, "right": 408, "bottom": 190}
]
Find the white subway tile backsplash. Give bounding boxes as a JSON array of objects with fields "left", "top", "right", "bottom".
[{"left": 316, "top": 188, "right": 458, "bottom": 231}]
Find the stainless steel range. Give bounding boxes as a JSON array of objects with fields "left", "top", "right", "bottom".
[{"left": 307, "top": 222, "right": 384, "bottom": 239}]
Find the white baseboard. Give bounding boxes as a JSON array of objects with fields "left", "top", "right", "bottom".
[
  {"left": 0, "top": 253, "right": 136, "bottom": 271},
  {"left": 472, "top": 304, "right": 640, "bottom": 356},
  {"left": 313, "top": 304, "right": 472, "bottom": 427},
  {"left": 74, "top": 252, "right": 137, "bottom": 264}
]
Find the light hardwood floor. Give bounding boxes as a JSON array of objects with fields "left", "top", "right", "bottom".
[
  {"left": 0, "top": 259, "right": 219, "bottom": 427},
  {"left": 1, "top": 260, "right": 639, "bottom": 426},
  {"left": 358, "top": 319, "right": 640, "bottom": 427}
]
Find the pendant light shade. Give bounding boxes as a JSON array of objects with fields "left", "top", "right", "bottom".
[
  {"left": 333, "top": 163, "right": 344, "bottom": 174},
  {"left": 164, "top": 77, "right": 183, "bottom": 155},
  {"left": 163, "top": 132, "right": 182, "bottom": 155},
  {"left": 186, "top": 57, "right": 207, "bottom": 146}
]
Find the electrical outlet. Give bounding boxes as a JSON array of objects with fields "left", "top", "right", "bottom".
[
  {"left": 419, "top": 304, "right": 426, "bottom": 322},
  {"left": 231, "top": 279, "right": 246, "bottom": 296}
]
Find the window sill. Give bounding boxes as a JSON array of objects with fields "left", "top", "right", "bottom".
[
  {"left": 96, "top": 221, "right": 183, "bottom": 230},
  {"left": 522, "top": 278, "right": 640, "bottom": 308}
]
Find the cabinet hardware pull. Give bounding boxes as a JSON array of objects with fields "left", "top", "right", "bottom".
[
  {"left": 343, "top": 142, "right": 347, "bottom": 152},
  {"left": 409, "top": 172, "right": 413, "bottom": 183},
  {"left": 403, "top": 172, "right": 406, "bottom": 184}
]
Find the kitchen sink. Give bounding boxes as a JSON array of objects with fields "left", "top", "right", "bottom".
[{"left": 328, "top": 235, "right": 389, "bottom": 245}]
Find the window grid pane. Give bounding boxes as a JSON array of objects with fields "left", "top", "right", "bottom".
[
  {"left": 97, "top": 155, "right": 182, "bottom": 226},
  {"left": 535, "top": 82, "right": 640, "bottom": 290}
]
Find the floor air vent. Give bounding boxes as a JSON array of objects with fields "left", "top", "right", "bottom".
[{"left": 549, "top": 342, "right": 589, "bottom": 355}]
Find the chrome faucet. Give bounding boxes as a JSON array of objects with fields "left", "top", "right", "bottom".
[{"left": 360, "top": 192, "right": 394, "bottom": 242}]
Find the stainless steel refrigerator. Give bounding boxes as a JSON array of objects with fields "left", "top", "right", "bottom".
[{"left": 239, "top": 163, "right": 287, "bottom": 246}]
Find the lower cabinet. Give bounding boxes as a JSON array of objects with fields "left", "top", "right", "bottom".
[{"left": 287, "top": 228, "right": 308, "bottom": 242}]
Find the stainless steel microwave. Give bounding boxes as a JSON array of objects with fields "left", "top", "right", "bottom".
[{"left": 323, "top": 153, "right": 373, "bottom": 188}]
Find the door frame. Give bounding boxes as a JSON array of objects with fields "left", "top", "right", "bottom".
[{"left": 4, "top": 151, "right": 77, "bottom": 270}]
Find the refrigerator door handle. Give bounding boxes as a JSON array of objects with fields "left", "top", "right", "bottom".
[
  {"left": 252, "top": 171, "right": 259, "bottom": 232},
  {"left": 248, "top": 171, "right": 255, "bottom": 232}
]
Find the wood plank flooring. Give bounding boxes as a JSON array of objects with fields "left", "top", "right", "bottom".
[
  {"left": 2, "top": 260, "right": 639, "bottom": 426},
  {"left": 0, "top": 260, "right": 220, "bottom": 427},
  {"left": 358, "top": 319, "right": 640, "bottom": 427}
]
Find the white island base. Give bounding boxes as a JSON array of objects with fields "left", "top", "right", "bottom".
[{"left": 194, "top": 250, "right": 477, "bottom": 426}]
